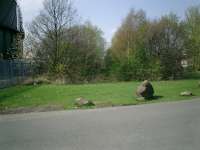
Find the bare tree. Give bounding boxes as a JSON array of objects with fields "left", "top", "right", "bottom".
[{"left": 28, "top": 0, "right": 77, "bottom": 70}]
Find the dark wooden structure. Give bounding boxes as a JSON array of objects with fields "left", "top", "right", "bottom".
[{"left": 0, "top": 0, "right": 24, "bottom": 59}]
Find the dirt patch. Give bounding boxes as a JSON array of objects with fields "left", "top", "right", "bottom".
[
  {"left": 94, "top": 101, "right": 114, "bottom": 108},
  {"left": 0, "top": 105, "right": 65, "bottom": 115}
]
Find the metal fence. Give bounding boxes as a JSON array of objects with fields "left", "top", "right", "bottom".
[{"left": 0, "top": 59, "right": 33, "bottom": 88}]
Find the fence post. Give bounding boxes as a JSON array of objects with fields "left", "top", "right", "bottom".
[{"left": 10, "top": 60, "right": 14, "bottom": 86}]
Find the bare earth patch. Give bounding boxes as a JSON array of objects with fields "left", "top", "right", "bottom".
[{"left": 0, "top": 105, "right": 64, "bottom": 115}]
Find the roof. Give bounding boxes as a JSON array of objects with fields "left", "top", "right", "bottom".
[{"left": 0, "top": 0, "right": 23, "bottom": 33}]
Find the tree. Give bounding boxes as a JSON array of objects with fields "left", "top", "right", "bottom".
[
  {"left": 184, "top": 6, "right": 200, "bottom": 71},
  {"left": 27, "top": 0, "right": 106, "bottom": 83},
  {"left": 103, "top": 48, "right": 115, "bottom": 76},
  {"left": 149, "top": 13, "right": 185, "bottom": 79},
  {"left": 28, "top": 0, "right": 77, "bottom": 72},
  {"left": 61, "top": 22, "right": 105, "bottom": 82},
  {"left": 110, "top": 9, "right": 158, "bottom": 81},
  {"left": 109, "top": 10, "right": 185, "bottom": 80},
  {"left": 111, "top": 9, "right": 147, "bottom": 62}
]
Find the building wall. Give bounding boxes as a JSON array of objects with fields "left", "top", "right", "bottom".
[
  {"left": 0, "top": 28, "right": 14, "bottom": 59},
  {"left": 0, "top": 0, "right": 24, "bottom": 59},
  {"left": 0, "top": 28, "right": 24, "bottom": 59},
  {"left": 0, "top": 0, "right": 18, "bottom": 32}
]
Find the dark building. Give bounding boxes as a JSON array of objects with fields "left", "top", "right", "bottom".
[{"left": 0, "top": 0, "right": 24, "bottom": 59}]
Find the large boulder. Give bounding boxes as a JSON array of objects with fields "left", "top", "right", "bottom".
[{"left": 136, "top": 80, "right": 154, "bottom": 100}]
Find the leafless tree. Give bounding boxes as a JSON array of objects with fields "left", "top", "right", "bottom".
[{"left": 28, "top": 0, "right": 77, "bottom": 69}]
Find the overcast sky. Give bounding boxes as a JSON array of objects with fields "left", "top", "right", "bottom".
[{"left": 19, "top": 0, "right": 200, "bottom": 43}]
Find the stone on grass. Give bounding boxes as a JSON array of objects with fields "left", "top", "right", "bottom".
[
  {"left": 136, "top": 97, "right": 145, "bottom": 101},
  {"left": 180, "top": 91, "right": 193, "bottom": 96},
  {"left": 75, "top": 98, "right": 95, "bottom": 107},
  {"left": 136, "top": 80, "right": 154, "bottom": 100}
]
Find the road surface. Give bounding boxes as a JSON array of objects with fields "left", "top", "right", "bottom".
[{"left": 0, "top": 100, "right": 200, "bottom": 150}]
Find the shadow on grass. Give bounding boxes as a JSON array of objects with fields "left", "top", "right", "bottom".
[{"left": 146, "top": 95, "right": 164, "bottom": 101}]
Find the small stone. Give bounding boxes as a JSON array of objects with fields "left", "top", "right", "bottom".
[
  {"left": 180, "top": 91, "right": 193, "bottom": 96},
  {"left": 33, "top": 82, "right": 37, "bottom": 86},
  {"left": 75, "top": 98, "right": 95, "bottom": 107},
  {"left": 136, "top": 97, "right": 145, "bottom": 101}
]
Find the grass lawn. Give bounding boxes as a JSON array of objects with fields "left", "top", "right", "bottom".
[{"left": 0, "top": 80, "right": 200, "bottom": 112}]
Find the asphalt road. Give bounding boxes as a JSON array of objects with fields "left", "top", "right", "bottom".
[{"left": 0, "top": 100, "right": 200, "bottom": 150}]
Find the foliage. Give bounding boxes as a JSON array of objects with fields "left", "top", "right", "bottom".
[
  {"left": 184, "top": 6, "right": 200, "bottom": 71},
  {"left": 25, "top": 4, "right": 200, "bottom": 82},
  {"left": 149, "top": 14, "right": 185, "bottom": 79},
  {"left": 27, "top": 0, "right": 105, "bottom": 83},
  {"left": 108, "top": 10, "right": 185, "bottom": 80},
  {"left": 61, "top": 22, "right": 105, "bottom": 82}
]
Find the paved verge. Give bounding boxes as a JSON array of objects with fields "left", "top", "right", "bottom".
[{"left": 0, "top": 100, "right": 200, "bottom": 150}]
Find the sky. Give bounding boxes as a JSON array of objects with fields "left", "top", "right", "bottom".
[{"left": 19, "top": 0, "right": 200, "bottom": 43}]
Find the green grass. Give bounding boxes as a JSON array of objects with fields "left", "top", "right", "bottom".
[{"left": 0, "top": 80, "right": 200, "bottom": 111}]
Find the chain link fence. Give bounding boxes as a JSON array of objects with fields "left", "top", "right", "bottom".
[{"left": 0, "top": 59, "right": 33, "bottom": 88}]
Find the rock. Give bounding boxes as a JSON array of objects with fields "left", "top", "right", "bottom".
[
  {"left": 136, "top": 80, "right": 154, "bottom": 99},
  {"left": 136, "top": 97, "right": 145, "bottom": 101},
  {"left": 23, "top": 79, "right": 35, "bottom": 86},
  {"left": 75, "top": 98, "right": 95, "bottom": 107},
  {"left": 180, "top": 91, "right": 193, "bottom": 96},
  {"left": 33, "top": 82, "right": 37, "bottom": 86}
]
